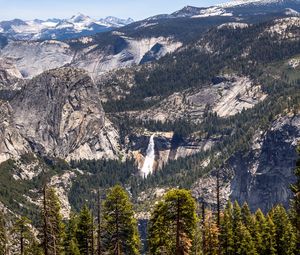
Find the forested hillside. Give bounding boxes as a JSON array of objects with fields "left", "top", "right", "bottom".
[
  {"left": 0, "top": 1, "right": 300, "bottom": 253},
  {"left": 0, "top": 163, "right": 299, "bottom": 254}
]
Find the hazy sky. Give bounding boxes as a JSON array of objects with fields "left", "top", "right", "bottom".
[{"left": 0, "top": 0, "right": 223, "bottom": 21}]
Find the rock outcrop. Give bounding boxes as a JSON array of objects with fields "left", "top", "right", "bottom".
[
  {"left": 9, "top": 67, "right": 119, "bottom": 160},
  {"left": 0, "top": 36, "right": 182, "bottom": 79},
  {"left": 193, "top": 114, "right": 300, "bottom": 213},
  {"left": 136, "top": 75, "right": 267, "bottom": 123},
  {"left": 0, "top": 100, "right": 30, "bottom": 163},
  {"left": 0, "top": 58, "right": 22, "bottom": 88}
]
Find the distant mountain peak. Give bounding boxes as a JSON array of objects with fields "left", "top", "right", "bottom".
[
  {"left": 98, "top": 16, "right": 134, "bottom": 27},
  {"left": 218, "top": 0, "right": 292, "bottom": 8},
  {"left": 0, "top": 13, "right": 134, "bottom": 41},
  {"left": 70, "top": 13, "right": 91, "bottom": 23}
]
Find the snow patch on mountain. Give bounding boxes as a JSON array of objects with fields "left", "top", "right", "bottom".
[
  {"left": 218, "top": 22, "right": 249, "bottom": 29},
  {"left": 99, "top": 16, "right": 134, "bottom": 27},
  {"left": 192, "top": 7, "right": 233, "bottom": 18},
  {"left": 284, "top": 8, "right": 300, "bottom": 15},
  {"left": 0, "top": 14, "right": 134, "bottom": 41},
  {"left": 218, "top": 0, "right": 283, "bottom": 8}
]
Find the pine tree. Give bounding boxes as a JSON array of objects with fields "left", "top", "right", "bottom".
[
  {"left": 232, "top": 201, "right": 242, "bottom": 254},
  {"left": 237, "top": 224, "right": 258, "bottom": 255},
  {"left": 76, "top": 205, "right": 94, "bottom": 255},
  {"left": 96, "top": 189, "right": 102, "bottom": 255},
  {"left": 41, "top": 185, "right": 65, "bottom": 255},
  {"left": 148, "top": 201, "right": 172, "bottom": 254},
  {"left": 241, "top": 203, "right": 255, "bottom": 235},
  {"left": 0, "top": 211, "right": 7, "bottom": 255},
  {"left": 102, "top": 185, "right": 140, "bottom": 255},
  {"left": 291, "top": 147, "right": 300, "bottom": 249},
  {"left": 11, "top": 216, "right": 41, "bottom": 255},
  {"left": 64, "top": 213, "right": 80, "bottom": 255},
  {"left": 148, "top": 189, "right": 197, "bottom": 255},
  {"left": 203, "top": 210, "right": 219, "bottom": 255},
  {"left": 254, "top": 209, "right": 266, "bottom": 255},
  {"left": 220, "top": 201, "right": 234, "bottom": 255},
  {"left": 192, "top": 219, "right": 203, "bottom": 255},
  {"left": 269, "top": 205, "right": 297, "bottom": 255},
  {"left": 264, "top": 216, "right": 277, "bottom": 255}
]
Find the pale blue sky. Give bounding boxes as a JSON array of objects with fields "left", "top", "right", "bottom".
[{"left": 0, "top": 0, "right": 223, "bottom": 21}]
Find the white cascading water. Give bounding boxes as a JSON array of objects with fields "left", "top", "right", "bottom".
[{"left": 141, "top": 134, "right": 155, "bottom": 178}]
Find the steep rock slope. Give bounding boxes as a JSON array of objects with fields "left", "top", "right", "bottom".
[
  {"left": 0, "top": 36, "right": 182, "bottom": 79},
  {"left": 229, "top": 114, "right": 300, "bottom": 211},
  {"left": 10, "top": 67, "right": 119, "bottom": 160},
  {"left": 0, "top": 58, "right": 23, "bottom": 91},
  {"left": 0, "top": 40, "right": 74, "bottom": 78},
  {"left": 0, "top": 101, "right": 30, "bottom": 163},
  {"left": 193, "top": 114, "right": 300, "bottom": 213}
]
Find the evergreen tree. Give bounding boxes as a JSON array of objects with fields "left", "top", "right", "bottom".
[
  {"left": 269, "top": 205, "right": 297, "bottom": 255},
  {"left": 232, "top": 201, "right": 242, "bottom": 254},
  {"left": 203, "top": 210, "right": 219, "bottom": 255},
  {"left": 0, "top": 211, "right": 7, "bottom": 255},
  {"left": 241, "top": 203, "right": 255, "bottom": 235},
  {"left": 220, "top": 201, "right": 234, "bottom": 255},
  {"left": 96, "top": 189, "right": 102, "bottom": 255},
  {"left": 148, "top": 201, "right": 172, "bottom": 254},
  {"left": 291, "top": 147, "right": 300, "bottom": 249},
  {"left": 41, "top": 186, "right": 65, "bottom": 255},
  {"left": 191, "top": 218, "right": 203, "bottom": 255},
  {"left": 237, "top": 224, "right": 257, "bottom": 255},
  {"left": 64, "top": 213, "right": 80, "bottom": 255},
  {"left": 264, "top": 216, "right": 277, "bottom": 255},
  {"left": 11, "top": 216, "right": 41, "bottom": 255},
  {"left": 148, "top": 189, "right": 197, "bottom": 255},
  {"left": 102, "top": 185, "right": 140, "bottom": 255},
  {"left": 76, "top": 205, "right": 94, "bottom": 255},
  {"left": 254, "top": 209, "right": 266, "bottom": 255}
]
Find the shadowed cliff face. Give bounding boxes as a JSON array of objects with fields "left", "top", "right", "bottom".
[
  {"left": 193, "top": 115, "right": 300, "bottom": 213},
  {"left": 230, "top": 115, "right": 300, "bottom": 212},
  {"left": 9, "top": 67, "right": 112, "bottom": 160}
]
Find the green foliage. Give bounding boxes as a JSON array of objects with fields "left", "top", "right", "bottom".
[
  {"left": 220, "top": 201, "right": 234, "bottom": 255},
  {"left": 269, "top": 205, "right": 297, "bottom": 255},
  {"left": 237, "top": 224, "right": 258, "bottom": 255},
  {"left": 291, "top": 147, "right": 300, "bottom": 249},
  {"left": 11, "top": 217, "right": 41, "bottom": 255},
  {"left": 203, "top": 211, "right": 219, "bottom": 255},
  {"left": 102, "top": 185, "right": 140, "bottom": 255},
  {"left": 69, "top": 159, "right": 138, "bottom": 211},
  {"left": 148, "top": 189, "right": 197, "bottom": 255},
  {"left": 41, "top": 187, "right": 65, "bottom": 255},
  {"left": 0, "top": 211, "right": 7, "bottom": 255},
  {"left": 64, "top": 213, "right": 80, "bottom": 255},
  {"left": 0, "top": 160, "right": 39, "bottom": 221},
  {"left": 76, "top": 205, "right": 94, "bottom": 255}
]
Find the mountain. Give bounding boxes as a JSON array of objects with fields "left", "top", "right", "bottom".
[
  {"left": 0, "top": 14, "right": 134, "bottom": 41},
  {"left": 145, "top": 0, "right": 300, "bottom": 20},
  {"left": 0, "top": 0, "right": 300, "bottom": 221},
  {"left": 99, "top": 16, "right": 135, "bottom": 27}
]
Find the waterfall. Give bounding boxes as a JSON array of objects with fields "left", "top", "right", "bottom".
[{"left": 141, "top": 134, "right": 155, "bottom": 178}]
